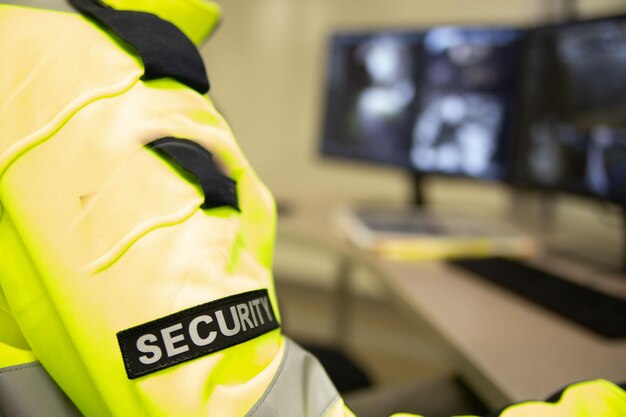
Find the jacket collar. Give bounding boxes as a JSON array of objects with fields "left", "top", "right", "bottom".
[
  {"left": 102, "top": 0, "right": 221, "bottom": 45},
  {"left": 10, "top": 0, "right": 221, "bottom": 45}
]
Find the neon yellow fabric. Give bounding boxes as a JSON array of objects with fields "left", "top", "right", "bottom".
[
  {"left": 0, "top": 6, "right": 142, "bottom": 176},
  {"left": 0, "top": 270, "right": 36, "bottom": 367},
  {"left": 0, "top": 4, "right": 355, "bottom": 414},
  {"left": 4, "top": 3, "right": 621, "bottom": 417},
  {"left": 492, "top": 379, "right": 626, "bottom": 417},
  {"left": 102, "top": 0, "right": 221, "bottom": 45},
  {"left": 0, "top": 343, "right": 36, "bottom": 369},
  {"left": 390, "top": 380, "right": 626, "bottom": 417},
  {"left": 0, "top": 4, "right": 282, "bottom": 416},
  {"left": 0, "top": 257, "right": 33, "bottom": 367}
]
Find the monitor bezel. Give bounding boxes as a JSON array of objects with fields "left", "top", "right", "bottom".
[{"left": 510, "top": 13, "right": 626, "bottom": 206}]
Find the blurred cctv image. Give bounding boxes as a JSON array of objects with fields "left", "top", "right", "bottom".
[
  {"left": 519, "top": 17, "right": 626, "bottom": 203},
  {"left": 587, "top": 126, "right": 626, "bottom": 202},
  {"left": 321, "top": 32, "right": 422, "bottom": 166},
  {"left": 410, "top": 27, "right": 523, "bottom": 180}
]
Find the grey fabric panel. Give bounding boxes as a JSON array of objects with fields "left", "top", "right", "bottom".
[
  {"left": 0, "top": 362, "right": 82, "bottom": 417},
  {"left": 0, "top": 1, "right": 75, "bottom": 12},
  {"left": 247, "top": 338, "right": 342, "bottom": 417}
]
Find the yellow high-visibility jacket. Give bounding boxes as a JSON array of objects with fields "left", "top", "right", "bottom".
[{"left": 0, "top": 1, "right": 624, "bottom": 417}]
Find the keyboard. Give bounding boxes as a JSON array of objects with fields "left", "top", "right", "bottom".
[{"left": 448, "top": 257, "right": 626, "bottom": 339}]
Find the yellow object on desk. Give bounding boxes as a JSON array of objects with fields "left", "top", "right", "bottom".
[{"left": 334, "top": 205, "right": 538, "bottom": 261}]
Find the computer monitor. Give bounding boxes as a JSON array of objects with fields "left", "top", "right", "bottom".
[
  {"left": 515, "top": 16, "right": 626, "bottom": 205},
  {"left": 320, "top": 31, "right": 423, "bottom": 168},
  {"left": 320, "top": 27, "right": 525, "bottom": 183},
  {"left": 409, "top": 27, "right": 525, "bottom": 181}
]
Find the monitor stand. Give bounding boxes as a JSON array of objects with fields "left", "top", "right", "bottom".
[
  {"left": 409, "top": 171, "right": 427, "bottom": 208},
  {"left": 538, "top": 191, "right": 557, "bottom": 238},
  {"left": 622, "top": 206, "right": 626, "bottom": 274},
  {"left": 507, "top": 188, "right": 556, "bottom": 238}
]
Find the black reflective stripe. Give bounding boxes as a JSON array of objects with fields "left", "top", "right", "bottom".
[
  {"left": 68, "top": 0, "right": 209, "bottom": 94},
  {"left": 147, "top": 138, "right": 239, "bottom": 212},
  {"left": 117, "top": 289, "right": 278, "bottom": 379},
  {"left": 0, "top": 362, "right": 82, "bottom": 417}
]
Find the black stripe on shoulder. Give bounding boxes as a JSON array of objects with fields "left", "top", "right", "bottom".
[
  {"left": 69, "top": 0, "right": 209, "bottom": 94},
  {"left": 147, "top": 138, "right": 239, "bottom": 212}
]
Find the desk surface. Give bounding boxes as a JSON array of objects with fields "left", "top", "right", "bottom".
[
  {"left": 375, "top": 260, "right": 626, "bottom": 407},
  {"left": 277, "top": 201, "right": 626, "bottom": 409}
]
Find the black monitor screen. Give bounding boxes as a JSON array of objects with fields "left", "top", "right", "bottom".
[
  {"left": 320, "top": 32, "right": 423, "bottom": 168},
  {"left": 410, "top": 27, "right": 524, "bottom": 180},
  {"left": 517, "top": 17, "right": 626, "bottom": 204}
]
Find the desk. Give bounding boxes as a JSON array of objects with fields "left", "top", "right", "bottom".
[{"left": 277, "top": 201, "right": 626, "bottom": 409}]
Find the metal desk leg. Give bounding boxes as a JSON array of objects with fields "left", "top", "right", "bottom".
[{"left": 335, "top": 255, "right": 354, "bottom": 348}]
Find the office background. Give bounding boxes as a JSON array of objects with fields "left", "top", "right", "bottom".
[
  {"left": 203, "top": 0, "right": 626, "bottom": 291},
  {"left": 6, "top": 0, "right": 625, "bottom": 413},
  {"left": 202, "top": 0, "right": 626, "bottom": 407},
  {"left": 204, "top": 0, "right": 622, "bottom": 199}
]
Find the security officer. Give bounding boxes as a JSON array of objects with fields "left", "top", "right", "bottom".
[{"left": 0, "top": 1, "right": 624, "bottom": 416}]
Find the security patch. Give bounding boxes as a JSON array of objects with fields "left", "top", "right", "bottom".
[{"left": 117, "top": 289, "right": 279, "bottom": 379}]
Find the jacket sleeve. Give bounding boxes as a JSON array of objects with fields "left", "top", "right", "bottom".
[{"left": 0, "top": 5, "right": 354, "bottom": 416}]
